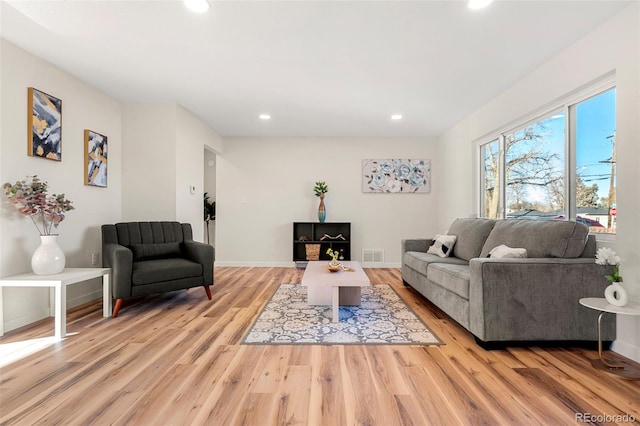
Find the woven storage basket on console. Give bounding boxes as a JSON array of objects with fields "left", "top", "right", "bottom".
[{"left": 305, "top": 244, "right": 320, "bottom": 260}]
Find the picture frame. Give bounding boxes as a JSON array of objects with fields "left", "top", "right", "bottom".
[
  {"left": 28, "top": 87, "right": 62, "bottom": 161},
  {"left": 84, "top": 129, "right": 108, "bottom": 187},
  {"left": 362, "top": 159, "right": 431, "bottom": 193}
]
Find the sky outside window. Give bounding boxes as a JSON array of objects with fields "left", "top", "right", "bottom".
[{"left": 576, "top": 88, "right": 616, "bottom": 204}]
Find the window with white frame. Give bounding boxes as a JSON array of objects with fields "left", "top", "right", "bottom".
[{"left": 479, "top": 85, "right": 616, "bottom": 234}]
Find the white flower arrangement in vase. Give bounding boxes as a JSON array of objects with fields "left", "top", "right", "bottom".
[{"left": 595, "top": 247, "right": 628, "bottom": 306}]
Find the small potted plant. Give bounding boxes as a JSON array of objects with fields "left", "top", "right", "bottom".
[
  {"left": 326, "top": 248, "right": 341, "bottom": 271},
  {"left": 314, "top": 181, "right": 328, "bottom": 223},
  {"left": 203, "top": 192, "right": 216, "bottom": 244}
]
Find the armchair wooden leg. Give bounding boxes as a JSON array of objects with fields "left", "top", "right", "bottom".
[
  {"left": 113, "top": 298, "right": 124, "bottom": 318},
  {"left": 204, "top": 285, "right": 212, "bottom": 300}
]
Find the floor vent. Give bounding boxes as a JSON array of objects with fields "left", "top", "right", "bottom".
[{"left": 362, "top": 249, "right": 384, "bottom": 263}]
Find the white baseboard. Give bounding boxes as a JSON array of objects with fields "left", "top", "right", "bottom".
[
  {"left": 2, "top": 289, "right": 103, "bottom": 335},
  {"left": 215, "top": 261, "right": 294, "bottom": 267},
  {"left": 214, "top": 261, "right": 402, "bottom": 268},
  {"left": 612, "top": 339, "right": 640, "bottom": 363},
  {"left": 68, "top": 289, "right": 103, "bottom": 309},
  {"left": 3, "top": 308, "right": 50, "bottom": 334}
]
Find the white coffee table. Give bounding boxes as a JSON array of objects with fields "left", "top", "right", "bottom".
[
  {"left": 0, "top": 268, "right": 112, "bottom": 339},
  {"left": 301, "top": 261, "right": 371, "bottom": 322},
  {"left": 579, "top": 297, "right": 640, "bottom": 380}
]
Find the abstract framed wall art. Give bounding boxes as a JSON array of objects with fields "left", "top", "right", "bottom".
[
  {"left": 84, "top": 129, "right": 108, "bottom": 187},
  {"left": 362, "top": 159, "right": 430, "bottom": 193},
  {"left": 28, "top": 87, "right": 62, "bottom": 161}
]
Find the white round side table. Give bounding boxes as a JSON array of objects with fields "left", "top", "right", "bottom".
[{"left": 579, "top": 297, "right": 640, "bottom": 380}]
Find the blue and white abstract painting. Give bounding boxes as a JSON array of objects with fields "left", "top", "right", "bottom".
[
  {"left": 362, "top": 159, "right": 430, "bottom": 193},
  {"left": 29, "top": 87, "right": 62, "bottom": 161},
  {"left": 85, "top": 130, "right": 108, "bottom": 187}
]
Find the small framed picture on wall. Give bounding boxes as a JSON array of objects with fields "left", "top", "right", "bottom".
[
  {"left": 28, "top": 87, "right": 62, "bottom": 161},
  {"left": 84, "top": 129, "right": 108, "bottom": 187}
]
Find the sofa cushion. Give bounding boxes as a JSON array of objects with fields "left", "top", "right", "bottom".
[
  {"left": 129, "top": 242, "right": 182, "bottom": 261},
  {"left": 426, "top": 263, "right": 471, "bottom": 300},
  {"left": 427, "top": 234, "right": 457, "bottom": 257},
  {"left": 447, "top": 218, "right": 496, "bottom": 261},
  {"left": 403, "top": 251, "right": 468, "bottom": 275},
  {"left": 132, "top": 258, "right": 202, "bottom": 286},
  {"left": 480, "top": 219, "right": 589, "bottom": 258}
]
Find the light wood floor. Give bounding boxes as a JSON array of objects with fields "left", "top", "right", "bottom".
[{"left": 1, "top": 267, "right": 639, "bottom": 425}]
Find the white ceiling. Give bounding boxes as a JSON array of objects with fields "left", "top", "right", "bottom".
[{"left": 0, "top": 0, "right": 632, "bottom": 138}]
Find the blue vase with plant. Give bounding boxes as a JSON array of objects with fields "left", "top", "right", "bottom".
[{"left": 314, "top": 181, "right": 328, "bottom": 223}]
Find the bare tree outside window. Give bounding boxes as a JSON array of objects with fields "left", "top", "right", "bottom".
[
  {"left": 482, "top": 116, "right": 564, "bottom": 219},
  {"left": 482, "top": 140, "right": 500, "bottom": 218},
  {"left": 505, "top": 118, "right": 565, "bottom": 215}
]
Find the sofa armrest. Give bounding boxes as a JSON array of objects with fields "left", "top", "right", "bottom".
[
  {"left": 183, "top": 241, "right": 214, "bottom": 286},
  {"left": 468, "top": 258, "right": 614, "bottom": 342},
  {"left": 401, "top": 239, "right": 432, "bottom": 255},
  {"left": 102, "top": 243, "right": 133, "bottom": 299}
]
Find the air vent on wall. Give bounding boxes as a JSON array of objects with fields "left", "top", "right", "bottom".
[{"left": 362, "top": 249, "right": 384, "bottom": 263}]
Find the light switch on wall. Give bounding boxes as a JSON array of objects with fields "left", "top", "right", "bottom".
[{"left": 189, "top": 185, "right": 196, "bottom": 194}]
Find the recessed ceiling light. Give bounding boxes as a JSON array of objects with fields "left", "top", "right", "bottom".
[
  {"left": 390, "top": 114, "right": 403, "bottom": 121},
  {"left": 259, "top": 114, "right": 271, "bottom": 120},
  {"left": 468, "top": 0, "right": 493, "bottom": 10},
  {"left": 184, "top": 0, "right": 210, "bottom": 13}
]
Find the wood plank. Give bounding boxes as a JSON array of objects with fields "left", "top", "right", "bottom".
[
  {"left": 308, "top": 345, "right": 347, "bottom": 425},
  {"left": 191, "top": 345, "right": 265, "bottom": 425},
  {"left": 273, "top": 365, "right": 311, "bottom": 426}
]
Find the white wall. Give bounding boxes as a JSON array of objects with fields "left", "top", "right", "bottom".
[
  {"left": 437, "top": 4, "right": 640, "bottom": 361},
  {"left": 122, "top": 104, "right": 223, "bottom": 241},
  {"left": 176, "top": 105, "right": 223, "bottom": 242},
  {"left": 0, "top": 40, "right": 122, "bottom": 333},
  {"left": 121, "top": 104, "right": 177, "bottom": 221},
  {"left": 216, "top": 138, "right": 438, "bottom": 267}
]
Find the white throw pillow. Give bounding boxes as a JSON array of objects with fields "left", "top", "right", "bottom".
[
  {"left": 427, "top": 234, "right": 457, "bottom": 258},
  {"left": 488, "top": 244, "right": 528, "bottom": 259}
]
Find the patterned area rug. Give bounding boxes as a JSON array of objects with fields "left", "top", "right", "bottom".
[{"left": 242, "top": 284, "right": 443, "bottom": 345}]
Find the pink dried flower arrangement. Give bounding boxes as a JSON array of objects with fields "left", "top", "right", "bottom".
[{"left": 2, "top": 175, "right": 74, "bottom": 235}]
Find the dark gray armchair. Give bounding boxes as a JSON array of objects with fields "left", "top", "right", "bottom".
[{"left": 102, "top": 221, "right": 214, "bottom": 317}]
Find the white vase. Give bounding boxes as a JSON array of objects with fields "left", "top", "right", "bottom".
[
  {"left": 31, "top": 235, "right": 66, "bottom": 275},
  {"left": 604, "top": 282, "right": 628, "bottom": 307}
]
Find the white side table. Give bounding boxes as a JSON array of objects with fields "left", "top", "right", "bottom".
[
  {"left": 579, "top": 297, "right": 640, "bottom": 380},
  {"left": 0, "top": 268, "right": 112, "bottom": 340}
]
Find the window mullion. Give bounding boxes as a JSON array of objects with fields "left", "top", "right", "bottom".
[
  {"left": 498, "top": 134, "right": 506, "bottom": 219},
  {"left": 567, "top": 104, "right": 577, "bottom": 220}
]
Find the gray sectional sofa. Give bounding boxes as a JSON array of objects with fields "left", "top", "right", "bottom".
[{"left": 402, "top": 218, "right": 615, "bottom": 347}]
